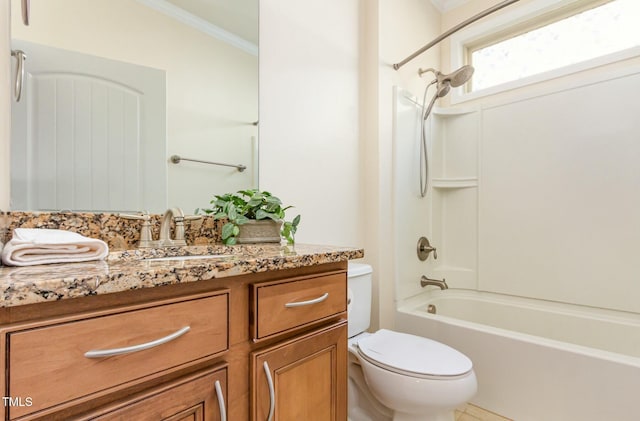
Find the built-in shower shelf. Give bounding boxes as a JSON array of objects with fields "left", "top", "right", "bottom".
[
  {"left": 432, "top": 177, "right": 478, "bottom": 189},
  {"left": 432, "top": 106, "right": 477, "bottom": 117}
]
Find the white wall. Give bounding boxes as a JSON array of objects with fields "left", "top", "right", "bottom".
[
  {"left": 7, "top": 0, "right": 258, "bottom": 213},
  {"left": 259, "top": 0, "right": 361, "bottom": 247},
  {"left": 259, "top": 0, "right": 443, "bottom": 330}
]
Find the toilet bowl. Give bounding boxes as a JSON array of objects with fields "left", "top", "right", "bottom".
[{"left": 348, "top": 263, "right": 477, "bottom": 421}]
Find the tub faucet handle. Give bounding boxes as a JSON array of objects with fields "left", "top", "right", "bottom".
[{"left": 417, "top": 236, "right": 437, "bottom": 260}]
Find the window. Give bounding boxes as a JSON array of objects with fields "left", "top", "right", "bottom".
[{"left": 468, "top": 0, "right": 640, "bottom": 92}]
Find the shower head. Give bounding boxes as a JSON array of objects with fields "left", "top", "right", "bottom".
[
  {"left": 419, "top": 65, "right": 474, "bottom": 89},
  {"left": 437, "top": 65, "right": 474, "bottom": 88},
  {"left": 419, "top": 65, "right": 474, "bottom": 122}
]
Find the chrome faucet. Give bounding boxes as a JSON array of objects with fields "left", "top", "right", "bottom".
[{"left": 420, "top": 275, "right": 448, "bottom": 290}]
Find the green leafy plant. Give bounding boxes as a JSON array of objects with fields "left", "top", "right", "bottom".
[{"left": 198, "top": 189, "right": 301, "bottom": 245}]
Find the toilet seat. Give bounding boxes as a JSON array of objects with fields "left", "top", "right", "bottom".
[{"left": 356, "top": 329, "right": 473, "bottom": 380}]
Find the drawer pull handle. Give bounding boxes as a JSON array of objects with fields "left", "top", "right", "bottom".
[
  {"left": 84, "top": 326, "right": 191, "bottom": 358},
  {"left": 263, "top": 361, "right": 275, "bottom": 421},
  {"left": 284, "top": 292, "right": 329, "bottom": 308},
  {"left": 214, "top": 380, "right": 227, "bottom": 421},
  {"left": 11, "top": 50, "right": 26, "bottom": 102}
]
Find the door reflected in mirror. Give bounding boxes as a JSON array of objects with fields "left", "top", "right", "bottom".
[{"left": 9, "top": 0, "right": 259, "bottom": 214}]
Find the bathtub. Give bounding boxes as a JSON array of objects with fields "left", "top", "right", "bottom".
[{"left": 395, "top": 289, "right": 640, "bottom": 421}]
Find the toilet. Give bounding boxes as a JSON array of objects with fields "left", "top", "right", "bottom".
[{"left": 347, "top": 263, "right": 477, "bottom": 421}]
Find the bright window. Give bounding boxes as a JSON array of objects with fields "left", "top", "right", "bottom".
[{"left": 469, "top": 0, "right": 640, "bottom": 92}]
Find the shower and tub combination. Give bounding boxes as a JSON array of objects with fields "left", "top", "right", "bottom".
[
  {"left": 393, "top": 83, "right": 640, "bottom": 419},
  {"left": 389, "top": 1, "right": 640, "bottom": 419},
  {"left": 392, "top": 67, "right": 640, "bottom": 421}
]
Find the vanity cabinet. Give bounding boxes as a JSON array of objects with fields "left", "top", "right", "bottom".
[
  {"left": 250, "top": 271, "right": 348, "bottom": 420},
  {"left": 251, "top": 322, "right": 347, "bottom": 420},
  {"left": 0, "top": 261, "right": 348, "bottom": 421},
  {"left": 250, "top": 272, "right": 346, "bottom": 340},
  {"left": 2, "top": 290, "right": 230, "bottom": 421},
  {"left": 84, "top": 365, "right": 228, "bottom": 421}
]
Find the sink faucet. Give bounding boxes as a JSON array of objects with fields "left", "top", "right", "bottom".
[
  {"left": 420, "top": 275, "right": 448, "bottom": 290},
  {"left": 158, "top": 207, "right": 203, "bottom": 247},
  {"left": 159, "top": 207, "right": 186, "bottom": 246},
  {"left": 121, "top": 208, "right": 202, "bottom": 248}
]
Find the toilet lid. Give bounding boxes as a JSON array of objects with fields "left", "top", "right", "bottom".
[{"left": 356, "top": 329, "right": 473, "bottom": 377}]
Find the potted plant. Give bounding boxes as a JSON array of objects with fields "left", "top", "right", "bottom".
[{"left": 198, "top": 189, "right": 301, "bottom": 245}]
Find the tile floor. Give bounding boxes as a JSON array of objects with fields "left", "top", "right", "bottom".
[{"left": 455, "top": 404, "right": 513, "bottom": 421}]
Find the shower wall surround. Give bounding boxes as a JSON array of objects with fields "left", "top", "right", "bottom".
[
  {"left": 0, "top": 212, "right": 222, "bottom": 250},
  {"left": 392, "top": 88, "right": 480, "bottom": 303},
  {"left": 394, "top": 67, "right": 640, "bottom": 315}
]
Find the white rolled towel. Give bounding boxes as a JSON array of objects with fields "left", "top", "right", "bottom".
[{"left": 1, "top": 228, "right": 109, "bottom": 267}]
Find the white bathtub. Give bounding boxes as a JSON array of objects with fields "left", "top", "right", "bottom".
[{"left": 395, "top": 289, "right": 640, "bottom": 421}]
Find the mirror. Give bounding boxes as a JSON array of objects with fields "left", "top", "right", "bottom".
[{"left": 9, "top": 0, "right": 258, "bottom": 214}]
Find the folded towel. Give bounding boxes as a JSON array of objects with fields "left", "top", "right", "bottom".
[{"left": 1, "top": 228, "right": 109, "bottom": 267}]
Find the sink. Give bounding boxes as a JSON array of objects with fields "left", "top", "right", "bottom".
[{"left": 143, "top": 254, "right": 228, "bottom": 262}]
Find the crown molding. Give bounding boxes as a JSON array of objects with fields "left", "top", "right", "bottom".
[
  {"left": 430, "top": 0, "right": 472, "bottom": 13},
  {"left": 136, "top": 0, "right": 258, "bottom": 56}
]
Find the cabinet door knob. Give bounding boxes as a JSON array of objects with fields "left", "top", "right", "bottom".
[
  {"left": 214, "top": 380, "right": 227, "bottom": 421},
  {"left": 263, "top": 361, "right": 275, "bottom": 421},
  {"left": 84, "top": 326, "right": 190, "bottom": 358}
]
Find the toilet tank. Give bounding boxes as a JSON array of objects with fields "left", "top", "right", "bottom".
[{"left": 347, "top": 262, "right": 373, "bottom": 338}]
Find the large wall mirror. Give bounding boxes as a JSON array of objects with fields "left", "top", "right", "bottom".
[{"left": 9, "top": 0, "right": 258, "bottom": 214}]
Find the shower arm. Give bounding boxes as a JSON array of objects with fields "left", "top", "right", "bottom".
[{"left": 393, "top": 0, "right": 521, "bottom": 71}]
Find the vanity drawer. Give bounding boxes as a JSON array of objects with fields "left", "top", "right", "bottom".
[
  {"left": 7, "top": 291, "right": 229, "bottom": 419},
  {"left": 253, "top": 272, "right": 346, "bottom": 340}
]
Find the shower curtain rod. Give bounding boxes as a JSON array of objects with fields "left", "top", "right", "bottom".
[{"left": 393, "top": 0, "right": 521, "bottom": 70}]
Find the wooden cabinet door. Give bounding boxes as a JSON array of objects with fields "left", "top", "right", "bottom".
[
  {"left": 87, "top": 366, "right": 227, "bottom": 421},
  {"left": 251, "top": 322, "right": 347, "bottom": 421}
]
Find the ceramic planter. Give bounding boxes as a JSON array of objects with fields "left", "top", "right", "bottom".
[{"left": 237, "top": 220, "right": 283, "bottom": 244}]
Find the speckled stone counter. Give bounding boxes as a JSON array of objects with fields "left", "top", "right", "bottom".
[
  {"left": 2, "top": 211, "right": 223, "bottom": 249},
  {"left": 0, "top": 244, "right": 364, "bottom": 308}
]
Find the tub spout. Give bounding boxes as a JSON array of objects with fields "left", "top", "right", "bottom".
[{"left": 421, "top": 275, "right": 448, "bottom": 290}]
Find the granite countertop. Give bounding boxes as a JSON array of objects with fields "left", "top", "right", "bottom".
[{"left": 0, "top": 244, "right": 364, "bottom": 308}]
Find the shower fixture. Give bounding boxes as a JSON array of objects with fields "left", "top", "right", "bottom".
[
  {"left": 417, "top": 65, "right": 474, "bottom": 197},
  {"left": 417, "top": 236, "right": 437, "bottom": 261},
  {"left": 418, "top": 65, "right": 475, "bottom": 88},
  {"left": 419, "top": 65, "right": 474, "bottom": 121}
]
